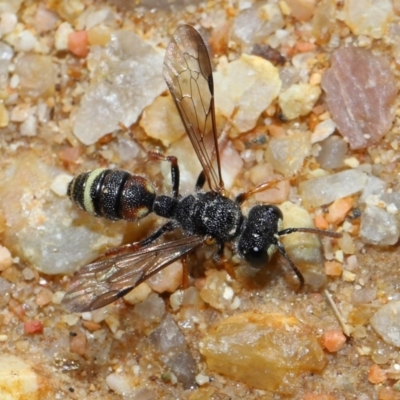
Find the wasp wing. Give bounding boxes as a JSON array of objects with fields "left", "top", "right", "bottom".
[
  {"left": 163, "top": 24, "right": 224, "bottom": 192},
  {"left": 62, "top": 236, "right": 204, "bottom": 312}
]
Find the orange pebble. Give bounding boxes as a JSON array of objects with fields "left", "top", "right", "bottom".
[
  {"left": 324, "top": 260, "right": 342, "bottom": 276},
  {"left": 314, "top": 214, "right": 329, "bottom": 230},
  {"left": 368, "top": 364, "right": 387, "bottom": 384},
  {"left": 295, "top": 41, "right": 316, "bottom": 53},
  {"left": 68, "top": 31, "right": 89, "bottom": 58},
  {"left": 378, "top": 387, "right": 400, "bottom": 400},
  {"left": 70, "top": 331, "right": 87, "bottom": 355},
  {"left": 322, "top": 330, "right": 346, "bottom": 352},
  {"left": 24, "top": 320, "right": 43, "bottom": 334},
  {"left": 326, "top": 197, "right": 353, "bottom": 224}
]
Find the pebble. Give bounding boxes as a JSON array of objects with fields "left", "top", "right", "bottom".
[
  {"left": 13, "top": 29, "right": 38, "bottom": 52},
  {"left": 219, "top": 141, "right": 243, "bottom": 190},
  {"left": 214, "top": 54, "right": 281, "bottom": 134},
  {"left": 371, "top": 301, "right": 400, "bottom": 347},
  {"left": 54, "top": 21, "right": 73, "bottom": 51},
  {"left": 285, "top": 0, "right": 316, "bottom": 21},
  {"left": 266, "top": 131, "right": 311, "bottom": 177},
  {"left": 279, "top": 83, "right": 321, "bottom": 120},
  {"left": 322, "top": 47, "right": 397, "bottom": 149},
  {"left": 344, "top": 0, "right": 393, "bottom": 39},
  {"left": 149, "top": 313, "right": 197, "bottom": 389},
  {"left": 279, "top": 201, "right": 325, "bottom": 287},
  {"left": 200, "top": 312, "right": 326, "bottom": 394},
  {"left": 299, "top": 169, "right": 367, "bottom": 208},
  {"left": 34, "top": 5, "right": 59, "bottom": 33},
  {"left": 20, "top": 114, "right": 37, "bottom": 136},
  {"left": 70, "top": 330, "right": 87, "bottom": 355},
  {"left": 0, "top": 355, "right": 39, "bottom": 399},
  {"left": 123, "top": 282, "right": 152, "bottom": 306},
  {"left": 15, "top": 54, "right": 54, "bottom": 99},
  {"left": 0, "top": 245, "right": 12, "bottom": 271},
  {"left": 73, "top": 30, "right": 165, "bottom": 145},
  {"left": 316, "top": 135, "right": 347, "bottom": 170},
  {"left": 68, "top": 30, "right": 89, "bottom": 58},
  {"left": 0, "top": 154, "right": 124, "bottom": 274},
  {"left": 311, "top": 118, "right": 336, "bottom": 144},
  {"left": 0, "top": 12, "right": 17, "bottom": 35},
  {"left": 200, "top": 270, "right": 235, "bottom": 311},
  {"left": 360, "top": 205, "right": 399, "bottom": 246},
  {"left": 140, "top": 94, "right": 186, "bottom": 146},
  {"left": 359, "top": 176, "right": 386, "bottom": 204},
  {"left": 147, "top": 261, "right": 182, "bottom": 293},
  {"left": 50, "top": 173, "right": 73, "bottom": 197},
  {"left": 106, "top": 372, "right": 133, "bottom": 395},
  {"left": 230, "top": 3, "right": 284, "bottom": 48}
]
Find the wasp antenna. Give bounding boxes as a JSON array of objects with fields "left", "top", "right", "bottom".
[
  {"left": 275, "top": 241, "right": 305, "bottom": 290},
  {"left": 278, "top": 227, "right": 342, "bottom": 239}
]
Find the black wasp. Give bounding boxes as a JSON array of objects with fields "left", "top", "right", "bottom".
[{"left": 63, "top": 25, "right": 341, "bottom": 312}]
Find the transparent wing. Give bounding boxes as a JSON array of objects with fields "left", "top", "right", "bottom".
[
  {"left": 163, "top": 24, "right": 224, "bottom": 192},
  {"left": 62, "top": 236, "right": 204, "bottom": 312}
]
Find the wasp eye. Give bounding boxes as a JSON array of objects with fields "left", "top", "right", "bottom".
[{"left": 243, "top": 246, "right": 269, "bottom": 268}]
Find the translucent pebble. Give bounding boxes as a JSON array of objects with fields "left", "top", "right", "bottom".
[
  {"left": 15, "top": 54, "right": 54, "bottom": 99},
  {"left": 201, "top": 312, "right": 326, "bottom": 394},
  {"left": 266, "top": 131, "right": 311, "bottom": 177},
  {"left": 285, "top": 0, "right": 316, "bottom": 21},
  {"left": 381, "top": 192, "right": 400, "bottom": 210},
  {"left": 54, "top": 21, "right": 73, "bottom": 51},
  {"left": 299, "top": 169, "right": 367, "bottom": 208},
  {"left": 106, "top": 372, "right": 133, "bottom": 395},
  {"left": 360, "top": 205, "right": 399, "bottom": 246},
  {"left": 231, "top": 3, "right": 284, "bottom": 48},
  {"left": 371, "top": 301, "right": 400, "bottom": 346},
  {"left": 0, "top": 154, "right": 125, "bottom": 274},
  {"left": 34, "top": 5, "right": 59, "bottom": 33},
  {"left": 279, "top": 201, "right": 325, "bottom": 288},
  {"left": 316, "top": 135, "right": 348, "bottom": 170},
  {"left": 73, "top": 31, "right": 165, "bottom": 145},
  {"left": 0, "top": 12, "right": 17, "bottom": 35},
  {"left": 200, "top": 270, "right": 234, "bottom": 311},
  {"left": 140, "top": 95, "right": 185, "bottom": 146},
  {"left": 311, "top": 118, "right": 336, "bottom": 144},
  {"left": 322, "top": 47, "right": 397, "bottom": 149},
  {"left": 214, "top": 54, "right": 281, "bottom": 134},
  {"left": 344, "top": 0, "right": 393, "bottom": 39},
  {"left": 279, "top": 83, "right": 321, "bottom": 120},
  {"left": 149, "top": 313, "right": 197, "bottom": 389},
  {"left": 0, "top": 1, "right": 22, "bottom": 14},
  {"left": 133, "top": 293, "right": 165, "bottom": 324},
  {"left": 13, "top": 30, "right": 38, "bottom": 52},
  {"left": 359, "top": 176, "right": 387, "bottom": 204}
]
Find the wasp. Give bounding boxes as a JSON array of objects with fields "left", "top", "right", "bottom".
[{"left": 63, "top": 25, "right": 341, "bottom": 312}]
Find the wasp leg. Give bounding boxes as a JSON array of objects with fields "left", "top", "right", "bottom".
[
  {"left": 213, "top": 243, "right": 236, "bottom": 279},
  {"left": 181, "top": 254, "right": 190, "bottom": 289},
  {"left": 195, "top": 170, "right": 206, "bottom": 192},
  {"left": 235, "top": 178, "right": 283, "bottom": 205},
  {"left": 93, "top": 220, "right": 179, "bottom": 261},
  {"left": 278, "top": 227, "right": 342, "bottom": 239},
  {"left": 275, "top": 240, "right": 305, "bottom": 290},
  {"left": 147, "top": 151, "right": 180, "bottom": 198}
]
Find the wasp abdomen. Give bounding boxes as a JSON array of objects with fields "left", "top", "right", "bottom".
[{"left": 68, "top": 168, "right": 156, "bottom": 221}]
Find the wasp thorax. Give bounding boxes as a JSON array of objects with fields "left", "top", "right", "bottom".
[{"left": 68, "top": 168, "right": 156, "bottom": 221}]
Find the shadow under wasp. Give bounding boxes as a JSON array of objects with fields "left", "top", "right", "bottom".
[{"left": 63, "top": 25, "right": 341, "bottom": 313}]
